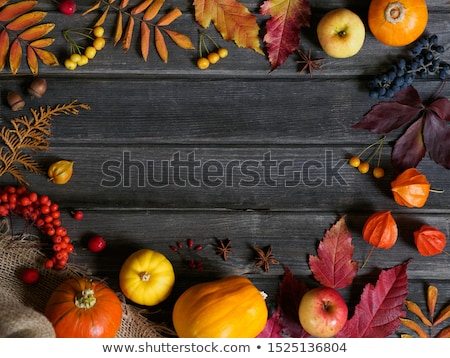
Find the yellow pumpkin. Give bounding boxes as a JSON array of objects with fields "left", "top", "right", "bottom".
[
  {"left": 368, "top": 0, "right": 428, "bottom": 46},
  {"left": 172, "top": 276, "right": 268, "bottom": 338},
  {"left": 119, "top": 249, "right": 175, "bottom": 306}
]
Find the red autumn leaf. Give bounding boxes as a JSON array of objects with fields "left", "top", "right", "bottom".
[
  {"left": 308, "top": 216, "right": 359, "bottom": 289},
  {"left": 260, "top": 0, "right": 310, "bottom": 71},
  {"left": 353, "top": 85, "right": 450, "bottom": 171},
  {"left": 336, "top": 261, "right": 409, "bottom": 338},
  {"left": 193, "top": 0, "right": 263, "bottom": 54},
  {"left": 257, "top": 307, "right": 283, "bottom": 338}
]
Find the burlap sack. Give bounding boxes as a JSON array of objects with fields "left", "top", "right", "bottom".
[{"left": 0, "top": 218, "right": 170, "bottom": 338}]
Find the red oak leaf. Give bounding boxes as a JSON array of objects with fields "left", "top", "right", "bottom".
[
  {"left": 336, "top": 261, "right": 409, "bottom": 338},
  {"left": 308, "top": 216, "right": 359, "bottom": 289},
  {"left": 260, "top": 0, "right": 310, "bottom": 71},
  {"left": 353, "top": 85, "right": 450, "bottom": 171}
]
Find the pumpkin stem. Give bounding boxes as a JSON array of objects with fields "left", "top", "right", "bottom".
[
  {"left": 75, "top": 288, "right": 97, "bottom": 309},
  {"left": 361, "top": 246, "right": 376, "bottom": 269},
  {"left": 140, "top": 271, "right": 151, "bottom": 281},
  {"left": 385, "top": 2, "right": 406, "bottom": 24}
]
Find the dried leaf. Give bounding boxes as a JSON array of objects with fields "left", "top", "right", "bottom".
[
  {"left": 193, "top": 0, "right": 263, "bottom": 54},
  {"left": 131, "top": 0, "right": 153, "bottom": 14},
  {"left": 29, "top": 37, "right": 55, "bottom": 48},
  {"left": 140, "top": 21, "right": 150, "bottom": 61},
  {"left": 260, "top": 0, "right": 311, "bottom": 71},
  {"left": 18, "top": 23, "right": 55, "bottom": 41},
  {"left": 114, "top": 11, "right": 123, "bottom": 45},
  {"left": 82, "top": 0, "right": 101, "bottom": 16},
  {"left": 0, "top": 0, "right": 37, "bottom": 22},
  {"left": 93, "top": 5, "right": 110, "bottom": 27},
  {"left": 143, "top": 0, "right": 165, "bottom": 20},
  {"left": 163, "top": 29, "right": 194, "bottom": 49},
  {"left": 399, "top": 318, "right": 430, "bottom": 338},
  {"left": 122, "top": 15, "right": 135, "bottom": 52},
  {"left": 6, "top": 11, "right": 46, "bottom": 31},
  {"left": 0, "top": 29, "right": 9, "bottom": 72},
  {"left": 154, "top": 26, "right": 168, "bottom": 62},
  {"left": 33, "top": 47, "right": 59, "bottom": 66},
  {"left": 26, "top": 45, "right": 38, "bottom": 75},
  {"left": 119, "top": 0, "right": 129, "bottom": 8},
  {"left": 156, "top": 7, "right": 182, "bottom": 26},
  {"left": 405, "top": 300, "right": 432, "bottom": 326},
  {"left": 308, "top": 216, "right": 359, "bottom": 289},
  {"left": 9, "top": 37, "right": 22, "bottom": 74},
  {"left": 434, "top": 304, "right": 450, "bottom": 326},
  {"left": 436, "top": 326, "right": 450, "bottom": 338},
  {"left": 0, "top": 0, "right": 9, "bottom": 8},
  {"left": 427, "top": 285, "right": 438, "bottom": 318}
]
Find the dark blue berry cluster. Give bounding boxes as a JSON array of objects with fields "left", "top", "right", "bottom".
[{"left": 369, "top": 35, "right": 449, "bottom": 99}]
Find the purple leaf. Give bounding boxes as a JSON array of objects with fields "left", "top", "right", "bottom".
[
  {"left": 423, "top": 111, "right": 450, "bottom": 169},
  {"left": 427, "top": 97, "right": 450, "bottom": 122},
  {"left": 391, "top": 118, "right": 426, "bottom": 171}
]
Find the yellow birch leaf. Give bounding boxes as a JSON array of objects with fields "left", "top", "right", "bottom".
[
  {"left": 154, "top": 26, "right": 168, "bottom": 62},
  {"left": 114, "top": 11, "right": 123, "bottom": 45},
  {"left": 399, "top": 318, "right": 429, "bottom": 338},
  {"left": 122, "top": 15, "right": 135, "bottom": 52},
  {"left": 82, "top": 0, "right": 101, "bottom": 16},
  {"left": 436, "top": 326, "right": 450, "bottom": 338},
  {"left": 119, "top": 0, "right": 129, "bottom": 8},
  {"left": 434, "top": 304, "right": 450, "bottom": 326},
  {"left": 143, "top": 0, "right": 165, "bottom": 20},
  {"left": 29, "top": 37, "right": 55, "bottom": 48},
  {"left": 131, "top": 0, "right": 154, "bottom": 14},
  {"left": 9, "top": 38, "right": 22, "bottom": 75},
  {"left": 0, "top": 1, "right": 37, "bottom": 22},
  {"left": 6, "top": 11, "right": 47, "bottom": 31},
  {"left": 156, "top": 7, "right": 182, "bottom": 26},
  {"left": 0, "top": 29, "right": 9, "bottom": 72},
  {"left": 34, "top": 48, "right": 59, "bottom": 66},
  {"left": 140, "top": 22, "right": 150, "bottom": 61},
  {"left": 163, "top": 29, "right": 194, "bottom": 49},
  {"left": 26, "top": 46, "right": 38, "bottom": 75},
  {"left": 19, "top": 23, "right": 55, "bottom": 41},
  {"left": 405, "top": 300, "right": 432, "bottom": 326},
  {"left": 427, "top": 285, "right": 438, "bottom": 318},
  {"left": 94, "top": 6, "right": 110, "bottom": 27}
]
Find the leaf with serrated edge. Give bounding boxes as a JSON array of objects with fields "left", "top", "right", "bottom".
[
  {"left": 0, "top": 1, "right": 37, "bottom": 22},
  {"left": 155, "top": 26, "right": 168, "bottom": 62},
  {"left": 156, "top": 7, "right": 181, "bottom": 26},
  {"left": 34, "top": 48, "right": 58, "bottom": 66},
  {"left": 114, "top": 11, "right": 123, "bottom": 45},
  {"left": 399, "top": 318, "right": 429, "bottom": 338},
  {"left": 122, "top": 16, "right": 134, "bottom": 52},
  {"left": 9, "top": 38, "right": 22, "bottom": 75},
  {"left": 140, "top": 22, "right": 150, "bottom": 61},
  {"left": 405, "top": 300, "right": 432, "bottom": 326},
  {"left": 19, "top": 23, "right": 55, "bottom": 41},
  {"left": 428, "top": 285, "right": 438, "bottom": 318},
  {"left": 26, "top": 46, "right": 38, "bottom": 75},
  {"left": 6, "top": 11, "right": 46, "bottom": 31},
  {"left": 434, "top": 304, "right": 450, "bottom": 326},
  {"left": 0, "top": 29, "right": 9, "bottom": 72},
  {"left": 143, "top": 0, "right": 165, "bottom": 20},
  {"left": 163, "top": 29, "right": 194, "bottom": 49},
  {"left": 193, "top": 0, "right": 263, "bottom": 54},
  {"left": 131, "top": 0, "right": 153, "bottom": 15},
  {"left": 30, "top": 38, "right": 55, "bottom": 48}
]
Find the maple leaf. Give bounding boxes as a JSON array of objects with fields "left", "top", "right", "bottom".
[
  {"left": 193, "top": 0, "right": 263, "bottom": 54},
  {"left": 308, "top": 216, "right": 359, "bottom": 289},
  {"left": 353, "top": 85, "right": 450, "bottom": 171},
  {"left": 336, "top": 261, "right": 409, "bottom": 338},
  {"left": 260, "top": 0, "right": 310, "bottom": 71}
]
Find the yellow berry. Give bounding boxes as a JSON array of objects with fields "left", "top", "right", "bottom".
[
  {"left": 373, "top": 167, "right": 385, "bottom": 179},
  {"left": 93, "top": 37, "right": 106, "bottom": 51},
  {"left": 197, "top": 57, "right": 210, "bottom": 70},
  {"left": 348, "top": 156, "right": 361, "bottom": 168},
  {"left": 218, "top": 47, "right": 228, "bottom": 58},
  {"left": 358, "top": 162, "right": 370, "bottom": 174},
  {"left": 77, "top": 54, "right": 89, "bottom": 66},
  {"left": 64, "top": 58, "right": 77, "bottom": 70},
  {"left": 207, "top": 52, "right": 220, "bottom": 64},
  {"left": 70, "top": 53, "right": 81, "bottom": 63},
  {"left": 85, "top": 46, "right": 97, "bottom": 59},
  {"left": 93, "top": 26, "right": 105, "bottom": 38}
]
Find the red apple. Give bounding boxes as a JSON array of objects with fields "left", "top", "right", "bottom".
[{"left": 298, "top": 286, "right": 348, "bottom": 337}]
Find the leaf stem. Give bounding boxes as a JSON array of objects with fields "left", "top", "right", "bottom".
[{"left": 361, "top": 246, "right": 376, "bottom": 269}]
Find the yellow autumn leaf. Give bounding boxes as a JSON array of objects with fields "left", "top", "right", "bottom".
[
  {"left": 114, "top": 11, "right": 123, "bottom": 45},
  {"left": 163, "top": 29, "right": 194, "bottom": 49},
  {"left": 434, "top": 304, "right": 450, "bottom": 326},
  {"left": 93, "top": 5, "right": 110, "bottom": 27},
  {"left": 26, "top": 46, "right": 38, "bottom": 75},
  {"left": 143, "top": 0, "right": 165, "bottom": 20},
  {"left": 6, "top": 11, "right": 47, "bottom": 31},
  {"left": 122, "top": 15, "right": 134, "bottom": 52},
  {"left": 33, "top": 47, "right": 59, "bottom": 66},
  {"left": 0, "top": 0, "right": 37, "bottom": 22},
  {"left": 405, "top": 300, "right": 432, "bottom": 326},
  {"left": 82, "top": 0, "right": 101, "bottom": 16},
  {"left": 156, "top": 7, "right": 181, "bottom": 26},
  {"left": 154, "top": 26, "right": 168, "bottom": 62},
  {"left": 427, "top": 285, "right": 438, "bottom": 318},
  {"left": 9, "top": 38, "right": 22, "bottom": 74},
  {"left": 399, "top": 318, "right": 429, "bottom": 338},
  {"left": 140, "top": 21, "right": 150, "bottom": 61},
  {"left": 131, "top": 0, "right": 154, "bottom": 14},
  {"left": 0, "top": 29, "right": 9, "bottom": 72},
  {"left": 29, "top": 37, "right": 55, "bottom": 48},
  {"left": 19, "top": 23, "right": 55, "bottom": 41}
]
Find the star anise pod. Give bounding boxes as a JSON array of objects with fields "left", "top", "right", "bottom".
[
  {"left": 215, "top": 238, "right": 232, "bottom": 261},
  {"left": 296, "top": 48, "right": 325, "bottom": 77},
  {"left": 253, "top": 245, "right": 279, "bottom": 272}
]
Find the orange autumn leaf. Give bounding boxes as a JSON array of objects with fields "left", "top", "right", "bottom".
[
  {"left": 143, "top": 0, "right": 165, "bottom": 20},
  {"left": 114, "top": 11, "right": 123, "bottom": 45},
  {"left": 33, "top": 47, "right": 58, "bottom": 66},
  {"left": 427, "top": 285, "right": 438, "bottom": 318},
  {"left": 122, "top": 15, "right": 134, "bottom": 52},
  {"left": 0, "top": 0, "right": 37, "bottom": 22},
  {"left": 6, "top": 11, "right": 46, "bottom": 31},
  {"left": 163, "top": 29, "right": 194, "bottom": 49},
  {"left": 405, "top": 300, "right": 432, "bottom": 326},
  {"left": 29, "top": 37, "right": 55, "bottom": 48},
  {"left": 156, "top": 7, "right": 181, "bottom": 26},
  {"left": 93, "top": 5, "right": 110, "bottom": 27},
  {"left": 154, "top": 26, "right": 168, "bottom": 62},
  {"left": 434, "top": 304, "right": 450, "bottom": 327},
  {"left": 399, "top": 318, "right": 429, "bottom": 338},
  {"left": 9, "top": 37, "right": 22, "bottom": 74},
  {"left": 131, "top": 0, "right": 153, "bottom": 14},
  {"left": 0, "top": 29, "right": 9, "bottom": 71},
  {"left": 0, "top": 0, "right": 8, "bottom": 8},
  {"left": 26, "top": 45, "right": 38, "bottom": 75},
  {"left": 193, "top": 0, "right": 263, "bottom": 54},
  {"left": 18, "top": 23, "right": 55, "bottom": 41},
  {"left": 140, "top": 21, "right": 150, "bottom": 61},
  {"left": 436, "top": 326, "right": 450, "bottom": 338},
  {"left": 82, "top": 0, "right": 101, "bottom": 16},
  {"left": 119, "top": 0, "right": 129, "bottom": 8}
]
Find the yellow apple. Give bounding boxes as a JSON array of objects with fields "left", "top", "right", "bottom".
[{"left": 317, "top": 8, "right": 366, "bottom": 58}]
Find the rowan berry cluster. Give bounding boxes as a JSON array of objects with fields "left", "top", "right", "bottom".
[
  {"left": 348, "top": 136, "right": 386, "bottom": 178},
  {"left": 0, "top": 185, "right": 74, "bottom": 270},
  {"left": 196, "top": 32, "right": 228, "bottom": 70},
  {"left": 63, "top": 26, "right": 106, "bottom": 70}
]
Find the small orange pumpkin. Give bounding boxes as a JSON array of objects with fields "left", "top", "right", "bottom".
[
  {"left": 172, "top": 276, "right": 268, "bottom": 338},
  {"left": 44, "top": 277, "right": 122, "bottom": 338},
  {"left": 414, "top": 225, "right": 447, "bottom": 256},
  {"left": 368, "top": 0, "right": 428, "bottom": 46},
  {"left": 362, "top": 210, "right": 398, "bottom": 249},
  {"left": 391, "top": 168, "right": 430, "bottom": 208}
]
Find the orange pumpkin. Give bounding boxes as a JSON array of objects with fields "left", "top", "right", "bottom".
[
  {"left": 368, "top": 0, "right": 428, "bottom": 46},
  {"left": 44, "top": 277, "right": 122, "bottom": 338},
  {"left": 391, "top": 168, "right": 430, "bottom": 208},
  {"left": 362, "top": 210, "right": 398, "bottom": 249},
  {"left": 414, "top": 225, "right": 447, "bottom": 256}
]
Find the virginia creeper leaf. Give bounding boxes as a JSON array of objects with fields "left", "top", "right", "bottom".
[
  {"left": 0, "top": 1, "right": 37, "bottom": 22},
  {"left": 0, "top": 29, "right": 9, "bottom": 72},
  {"left": 336, "top": 261, "right": 409, "bottom": 338},
  {"left": 193, "top": 0, "right": 263, "bottom": 54},
  {"left": 423, "top": 111, "right": 450, "bottom": 169},
  {"left": 9, "top": 37, "right": 22, "bottom": 74},
  {"left": 163, "top": 29, "right": 194, "bottom": 49},
  {"left": 6, "top": 11, "right": 46, "bottom": 31},
  {"left": 260, "top": 0, "right": 310, "bottom": 71},
  {"left": 257, "top": 308, "right": 283, "bottom": 338},
  {"left": 391, "top": 118, "right": 425, "bottom": 170},
  {"left": 26, "top": 45, "right": 38, "bottom": 75},
  {"left": 155, "top": 26, "right": 168, "bottom": 62},
  {"left": 140, "top": 21, "right": 150, "bottom": 61},
  {"left": 308, "top": 216, "right": 358, "bottom": 289}
]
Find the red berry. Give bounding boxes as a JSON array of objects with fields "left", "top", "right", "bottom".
[
  {"left": 58, "top": 0, "right": 76, "bottom": 15},
  {"left": 21, "top": 268, "right": 40, "bottom": 284},
  {"left": 88, "top": 234, "right": 106, "bottom": 252},
  {"left": 187, "top": 238, "right": 194, "bottom": 248},
  {"left": 72, "top": 210, "right": 84, "bottom": 220}
]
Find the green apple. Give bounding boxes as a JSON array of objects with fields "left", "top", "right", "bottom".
[{"left": 317, "top": 8, "right": 366, "bottom": 58}]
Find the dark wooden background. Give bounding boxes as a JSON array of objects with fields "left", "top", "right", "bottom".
[{"left": 0, "top": 0, "right": 449, "bottom": 337}]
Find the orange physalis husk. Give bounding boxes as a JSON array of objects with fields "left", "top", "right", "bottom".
[
  {"left": 413, "top": 225, "right": 447, "bottom": 257},
  {"left": 391, "top": 168, "right": 430, "bottom": 208}
]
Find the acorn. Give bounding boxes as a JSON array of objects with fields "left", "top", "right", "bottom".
[
  {"left": 7, "top": 91, "right": 25, "bottom": 111},
  {"left": 27, "top": 78, "right": 47, "bottom": 98}
]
